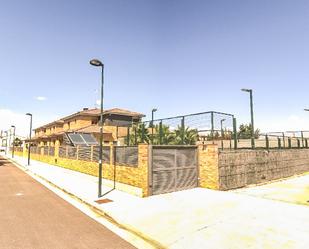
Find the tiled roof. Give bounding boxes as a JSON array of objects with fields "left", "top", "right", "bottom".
[
  {"left": 34, "top": 120, "right": 64, "bottom": 131},
  {"left": 75, "top": 124, "right": 114, "bottom": 135},
  {"left": 34, "top": 107, "right": 144, "bottom": 130},
  {"left": 62, "top": 108, "right": 145, "bottom": 121},
  {"left": 104, "top": 108, "right": 145, "bottom": 118}
]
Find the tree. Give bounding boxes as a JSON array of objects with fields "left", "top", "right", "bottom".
[
  {"left": 13, "top": 137, "right": 23, "bottom": 146},
  {"left": 173, "top": 126, "right": 199, "bottom": 145},
  {"left": 238, "top": 124, "right": 260, "bottom": 139},
  {"left": 126, "top": 123, "right": 150, "bottom": 145},
  {"left": 152, "top": 124, "right": 175, "bottom": 145},
  {"left": 126, "top": 123, "right": 199, "bottom": 145}
]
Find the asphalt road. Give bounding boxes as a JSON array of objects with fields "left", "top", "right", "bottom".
[{"left": 0, "top": 156, "right": 136, "bottom": 249}]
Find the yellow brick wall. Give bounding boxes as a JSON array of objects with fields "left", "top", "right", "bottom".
[
  {"left": 198, "top": 144, "right": 220, "bottom": 190},
  {"left": 19, "top": 144, "right": 150, "bottom": 197},
  {"left": 104, "top": 125, "right": 117, "bottom": 138}
]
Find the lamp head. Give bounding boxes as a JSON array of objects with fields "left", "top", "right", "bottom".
[
  {"left": 26, "top": 113, "right": 32, "bottom": 116},
  {"left": 304, "top": 109, "right": 309, "bottom": 112},
  {"left": 152, "top": 108, "right": 157, "bottom": 113},
  {"left": 241, "top": 88, "right": 252, "bottom": 92},
  {"left": 90, "top": 59, "right": 103, "bottom": 67}
]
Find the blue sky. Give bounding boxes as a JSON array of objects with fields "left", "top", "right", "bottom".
[{"left": 1, "top": 0, "right": 309, "bottom": 136}]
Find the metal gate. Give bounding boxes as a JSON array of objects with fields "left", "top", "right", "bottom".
[{"left": 151, "top": 146, "right": 198, "bottom": 195}]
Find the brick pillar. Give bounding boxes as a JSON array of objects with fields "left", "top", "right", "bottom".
[
  {"left": 55, "top": 139, "right": 60, "bottom": 158},
  {"left": 76, "top": 145, "right": 79, "bottom": 160},
  {"left": 109, "top": 143, "right": 114, "bottom": 180},
  {"left": 138, "top": 144, "right": 150, "bottom": 197},
  {"left": 198, "top": 144, "right": 220, "bottom": 190},
  {"left": 23, "top": 142, "right": 27, "bottom": 158}
]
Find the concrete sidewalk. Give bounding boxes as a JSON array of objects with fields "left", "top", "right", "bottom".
[{"left": 5, "top": 154, "right": 309, "bottom": 249}]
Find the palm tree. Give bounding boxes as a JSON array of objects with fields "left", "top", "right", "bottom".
[
  {"left": 126, "top": 123, "right": 150, "bottom": 145},
  {"left": 173, "top": 126, "right": 199, "bottom": 145},
  {"left": 152, "top": 124, "right": 175, "bottom": 145}
]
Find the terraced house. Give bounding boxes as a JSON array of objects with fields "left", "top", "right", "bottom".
[{"left": 31, "top": 108, "right": 145, "bottom": 147}]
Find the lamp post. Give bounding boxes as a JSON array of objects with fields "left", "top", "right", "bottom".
[
  {"left": 11, "top": 125, "right": 16, "bottom": 158},
  {"left": 220, "top": 119, "right": 225, "bottom": 149},
  {"left": 90, "top": 58, "right": 104, "bottom": 198},
  {"left": 241, "top": 88, "right": 255, "bottom": 148},
  {"left": 26, "top": 113, "right": 32, "bottom": 166},
  {"left": 151, "top": 108, "right": 157, "bottom": 144}
]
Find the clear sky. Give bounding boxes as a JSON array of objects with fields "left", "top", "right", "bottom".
[{"left": 1, "top": 0, "right": 309, "bottom": 137}]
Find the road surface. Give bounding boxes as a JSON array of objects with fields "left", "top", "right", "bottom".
[{"left": 0, "top": 156, "right": 136, "bottom": 249}]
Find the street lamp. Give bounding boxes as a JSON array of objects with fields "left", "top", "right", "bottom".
[
  {"left": 26, "top": 113, "right": 32, "bottom": 166},
  {"left": 11, "top": 125, "right": 16, "bottom": 158},
  {"left": 90, "top": 58, "right": 104, "bottom": 198},
  {"left": 241, "top": 88, "right": 255, "bottom": 148},
  {"left": 151, "top": 108, "right": 157, "bottom": 144},
  {"left": 220, "top": 119, "right": 225, "bottom": 149}
]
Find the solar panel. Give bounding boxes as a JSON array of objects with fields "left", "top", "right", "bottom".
[
  {"left": 81, "top": 134, "right": 98, "bottom": 145},
  {"left": 67, "top": 133, "right": 99, "bottom": 146},
  {"left": 68, "top": 134, "right": 86, "bottom": 145}
]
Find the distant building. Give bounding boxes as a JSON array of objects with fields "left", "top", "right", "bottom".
[{"left": 29, "top": 108, "right": 144, "bottom": 147}]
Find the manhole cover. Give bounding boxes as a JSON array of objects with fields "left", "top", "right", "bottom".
[{"left": 95, "top": 198, "right": 113, "bottom": 204}]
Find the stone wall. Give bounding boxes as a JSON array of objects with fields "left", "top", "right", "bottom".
[{"left": 219, "top": 149, "right": 309, "bottom": 190}]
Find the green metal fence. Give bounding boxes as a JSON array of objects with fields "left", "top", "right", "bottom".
[
  {"left": 124, "top": 111, "right": 237, "bottom": 146},
  {"left": 119, "top": 109, "right": 309, "bottom": 150}
]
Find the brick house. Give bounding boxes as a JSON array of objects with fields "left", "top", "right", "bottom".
[{"left": 30, "top": 108, "right": 144, "bottom": 147}]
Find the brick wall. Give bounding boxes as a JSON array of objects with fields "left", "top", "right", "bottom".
[
  {"left": 219, "top": 149, "right": 309, "bottom": 190},
  {"left": 19, "top": 144, "right": 149, "bottom": 197},
  {"left": 198, "top": 144, "right": 219, "bottom": 190}
]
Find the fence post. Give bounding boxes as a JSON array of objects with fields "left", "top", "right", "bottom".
[
  {"left": 159, "top": 121, "right": 163, "bottom": 145},
  {"left": 277, "top": 137, "right": 281, "bottom": 149},
  {"left": 76, "top": 145, "right": 79, "bottom": 160},
  {"left": 229, "top": 136, "right": 232, "bottom": 150},
  {"left": 305, "top": 139, "right": 308, "bottom": 148},
  {"left": 233, "top": 117, "right": 237, "bottom": 149},
  {"left": 301, "top": 131, "right": 304, "bottom": 147},
  {"left": 266, "top": 135, "right": 269, "bottom": 150},
  {"left": 288, "top": 137, "right": 291, "bottom": 148},
  {"left": 134, "top": 126, "right": 137, "bottom": 145},
  {"left": 127, "top": 127, "right": 130, "bottom": 146},
  {"left": 297, "top": 139, "right": 300, "bottom": 148},
  {"left": 90, "top": 145, "right": 94, "bottom": 161},
  {"left": 282, "top": 132, "right": 285, "bottom": 148},
  {"left": 211, "top": 112, "right": 214, "bottom": 144},
  {"left": 141, "top": 123, "right": 145, "bottom": 143},
  {"left": 181, "top": 116, "right": 185, "bottom": 145}
]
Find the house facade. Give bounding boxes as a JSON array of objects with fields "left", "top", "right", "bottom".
[{"left": 30, "top": 108, "right": 144, "bottom": 147}]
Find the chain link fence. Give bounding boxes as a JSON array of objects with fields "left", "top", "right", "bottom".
[{"left": 123, "top": 111, "right": 236, "bottom": 146}]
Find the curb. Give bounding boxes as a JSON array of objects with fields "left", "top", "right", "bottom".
[{"left": 6, "top": 156, "right": 166, "bottom": 249}]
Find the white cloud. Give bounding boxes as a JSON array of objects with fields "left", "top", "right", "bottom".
[
  {"left": 96, "top": 99, "right": 101, "bottom": 106},
  {"left": 35, "top": 96, "right": 47, "bottom": 101},
  {"left": 0, "top": 109, "right": 49, "bottom": 139}
]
